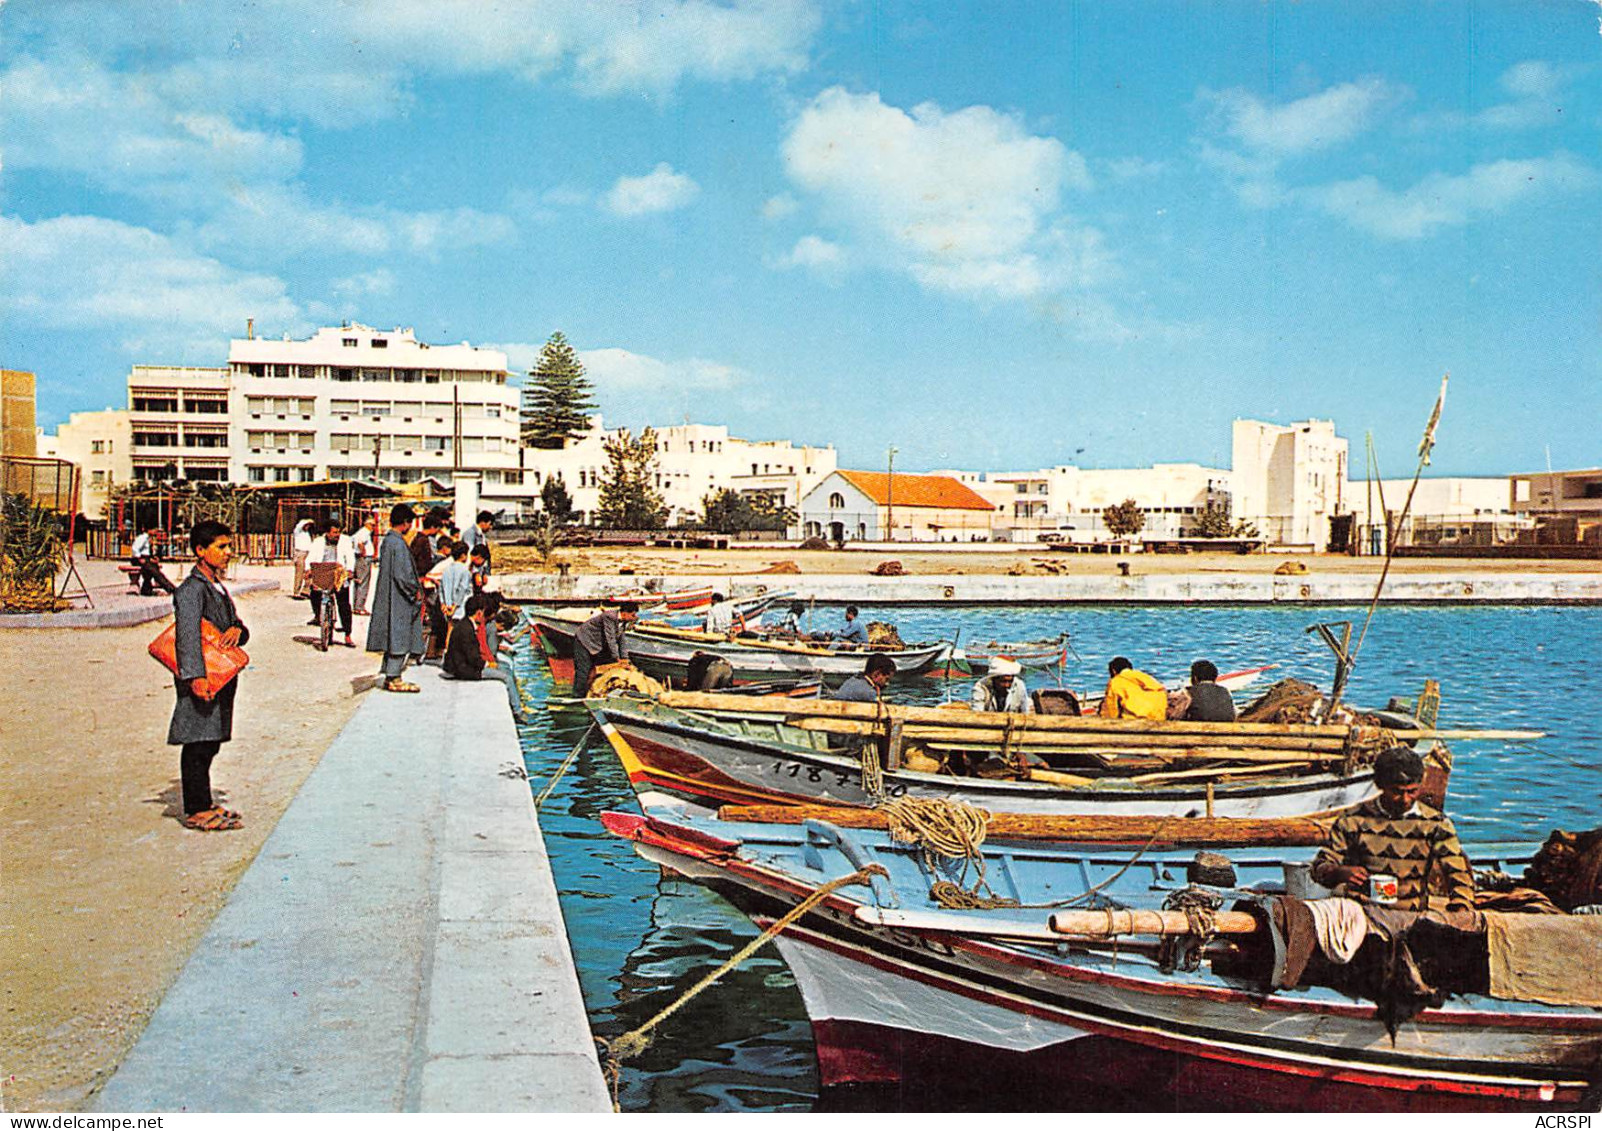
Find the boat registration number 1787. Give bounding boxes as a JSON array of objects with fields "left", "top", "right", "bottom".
[{"left": 768, "top": 760, "right": 909, "bottom": 797}]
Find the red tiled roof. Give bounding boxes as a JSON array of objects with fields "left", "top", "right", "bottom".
[{"left": 836, "top": 470, "right": 994, "bottom": 511}]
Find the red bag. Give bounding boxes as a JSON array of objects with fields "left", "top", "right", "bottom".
[{"left": 149, "top": 618, "right": 249, "bottom": 698}]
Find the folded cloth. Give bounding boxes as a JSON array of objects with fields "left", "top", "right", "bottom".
[
  {"left": 1305, "top": 897, "right": 1368, "bottom": 964},
  {"left": 1485, "top": 911, "right": 1602, "bottom": 1007},
  {"left": 1269, "top": 897, "right": 1318, "bottom": 989}
]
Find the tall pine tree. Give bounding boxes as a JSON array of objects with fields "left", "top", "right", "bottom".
[{"left": 521, "top": 331, "right": 598, "bottom": 449}]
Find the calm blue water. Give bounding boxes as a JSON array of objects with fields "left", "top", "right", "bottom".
[{"left": 513, "top": 604, "right": 1602, "bottom": 1112}]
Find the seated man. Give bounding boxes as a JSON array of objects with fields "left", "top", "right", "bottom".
[
  {"left": 831, "top": 605, "right": 869, "bottom": 646},
  {"left": 834, "top": 654, "right": 896, "bottom": 703},
  {"left": 130, "top": 523, "right": 176, "bottom": 596},
  {"left": 1183, "top": 659, "right": 1237, "bottom": 722},
  {"left": 970, "top": 656, "right": 1033, "bottom": 714},
  {"left": 765, "top": 600, "right": 807, "bottom": 637},
  {"left": 1099, "top": 656, "right": 1168, "bottom": 720},
  {"left": 443, "top": 594, "right": 527, "bottom": 725},
  {"left": 1311, "top": 746, "right": 1474, "bottom": 913}
]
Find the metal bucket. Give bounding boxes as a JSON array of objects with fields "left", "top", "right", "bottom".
[{"left": 1283, "top": 861, "right": 1334, "bottom": 901}]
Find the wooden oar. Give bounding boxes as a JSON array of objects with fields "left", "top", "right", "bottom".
[{"left": 714, "top": 804, "right": 1331, "bottom": 846}]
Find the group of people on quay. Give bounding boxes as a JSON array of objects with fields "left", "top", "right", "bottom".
[{"left": 160, "top": 503, "right": 526, "bottom": 834}]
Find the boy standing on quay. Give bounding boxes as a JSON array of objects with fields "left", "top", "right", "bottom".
[{"left": 169, "top": 520, "right": 249, "bottom": 832}]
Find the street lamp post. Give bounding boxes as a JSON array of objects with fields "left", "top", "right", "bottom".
[{"left": 886, "top": 445, "right": 898, "bottom": 543}]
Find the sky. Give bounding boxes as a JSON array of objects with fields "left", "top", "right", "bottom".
[{"left": 4, "top": 0, "right": 1600, "bottom": 477}]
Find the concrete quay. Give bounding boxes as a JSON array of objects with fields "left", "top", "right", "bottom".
[
  {"left": 91, "top": 666, "right": 609, "bottom": 1113},
  {"left": 495, "top": 569, "right": 1602, "bottom": 606}
]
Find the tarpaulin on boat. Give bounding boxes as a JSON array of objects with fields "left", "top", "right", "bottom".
[{"left": 1486, "top": 911, "right": 1602, "bottom": 1007}]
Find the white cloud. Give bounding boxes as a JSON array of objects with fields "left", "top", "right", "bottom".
[
  {"left": 603, "top": 163, "right": 701, "bottom": 216},
  {"left": 332, "top": 269, "right": 398, "bottom": 299},
  {"left": 1105, "top": 156, "right": 1168, "bottom": 180},
  {"left": 1, "top": 57, "right": 304, "bottom": 200},
  {"left": 762, "top": 193, "right": 800, "bottom": 220},
  {"left": 779, "top": 87, "right": 1100, "bottom": 299},
  {"left": 1301, "top": 152, "right": 1596, "bottom": 239},
  {"left": 1409, "top": 61, "right": 1577, "bottom": 134},
  {"left": 7, "top": 0, "right": 822, "bottom": 125},
  {"left": 0, "top": 213, "right": 302, "bottom": 355},
  {"left": 579, "top": 347, "right": 743, "bottom": 390},
  {"left": 1500, "top": 60, "right": 1563, "bottom": 100},
  {"left": 1202, "top": 78, "right": 1400, "bottom": 157},
  {"left": 772, "top": 234, "right": 845, "bottom": 272}
]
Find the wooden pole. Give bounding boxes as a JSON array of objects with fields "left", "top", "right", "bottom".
[
  {"left": 715, "top": 804, "right": 1332, "bottom": 846},
  {"left": 1050, "top": 908, "right": 1260, "bottom": 937}
]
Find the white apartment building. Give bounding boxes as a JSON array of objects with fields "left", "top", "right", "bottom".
[
  {"left": 127, "top": 367, "right": 233, "bottom": 483},
  {"left": 1231, "top": 419, "right": 1348, "bottom": 548},
  {"left": 226, "top": 324, "right": 528, "bottom": 510},
  {"left": 521, "top": 417, "right": 836, "bottom": 528},
  {"left": 938, "top": 463, "right": 1230, "bottom": 541},
  {"left": 40, "top": 409, "right": 133, "bottom": 519}
]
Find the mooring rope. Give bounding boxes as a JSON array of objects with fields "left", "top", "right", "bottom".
[
  {"left": 875, "top": 795, "right": 1014, "bottom": 908},
  {"left": 533, "top": 721, "right": 597, "bottom": 810},
  {"left": 598, "top": 862, "right": 889, "bottom": 1110}
]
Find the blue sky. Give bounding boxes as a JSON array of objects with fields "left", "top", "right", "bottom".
[{"left": 4, "top": 0, "right": 1599, "bottom": 477}]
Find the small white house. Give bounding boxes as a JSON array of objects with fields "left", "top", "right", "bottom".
[{"left": 800, "top": 470, "right": 997, "bottom": 542}]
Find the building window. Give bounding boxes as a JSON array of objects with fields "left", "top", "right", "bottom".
[
  {"left": 343, "top": 337, "right": 358, "bottom": 347},
  {"left": 91, "top": 440, "right": 105, "bottom": 454},
  {"left": 503, "top": 471, "right": 524, "bottom": 485},
  {"left": 131, "top": 396, "right": 179, "bottom": 413},
  {"left": 828, "top": 492, "right": 845, "bottom": 509},
  {"left": 91, "top": 470, "right": 106, "bottom": 485},
  {"left": 372, "top": 338, "right": 388, "bottom": 348},
  {"left": 248, "top": 466, "right": 266, "bottom": 483}
]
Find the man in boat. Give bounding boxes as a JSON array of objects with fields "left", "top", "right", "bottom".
[
  {"left": 573, "top": 601, "right": 639, "bottom": 697},
  {"left": 704, "top": 592, "right": 739, "bottom": 636},
  {"left": 1099, "top": 656, "right": 1168, "bottom": 720},
  {"left": 1183, "top": 659, "right": 1237, "bottom": 722},
  {"left": 1311, "top": 746, "right": 1475, "bottom": 913},
  {"left": 833, "top": 654, "right": 896, "bottom": 702},
  {"left": 828, "top": 605, "right": 869, "bottom": 646},
  {"left": 970, "top": 655, "right": 1033, "bottom": 714}
]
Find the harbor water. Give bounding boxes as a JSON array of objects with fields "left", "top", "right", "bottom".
[{"left": 513, "top": 603, "right": 1602, "bottom": 1112}]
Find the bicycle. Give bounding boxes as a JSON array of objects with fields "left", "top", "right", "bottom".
[{"left": 307, "top": 561, "right": 345, "bottom": 653}]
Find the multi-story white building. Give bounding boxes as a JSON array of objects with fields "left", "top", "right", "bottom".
[
  {"left": 126, "top": 367, "right": 232, "bottom": 483},
  {"left": 934, "top": 463, "right": 1230, "bottom": 541},
  {"left": 226, "top": 324, "right": 529, "bottom": 510},
  {"left": 39, "top": 409, "right": 133, "bottom": 519},
  {"left": 522, "top": 417, "right": 836, "bottom": 528},
  {"left": 1231, "top": 419, "right": 1348, "bottom": 548}
]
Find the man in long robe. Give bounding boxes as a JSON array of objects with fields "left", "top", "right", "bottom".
[{"left": 366, "top": 504, "right": 425, "bottom": 692}]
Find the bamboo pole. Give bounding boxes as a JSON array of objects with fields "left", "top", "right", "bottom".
[
  {"left": 657, "top": 692, "right": 1541, "bottom": 742},
  {"left": 714, "top": 804, "right": 1332, "bottom": 846},
  {"left": 1049, "top": 908, "right": 1260, "bottom": 937},
  {"left": 788, "top": 716, "right": 1348, "bottom": 752}
]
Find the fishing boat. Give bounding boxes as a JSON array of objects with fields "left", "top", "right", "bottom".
[
  {"left": 602, "top": 807, "right": 1602, "bottom": 1112},
  {"left": 586, "top": 691, "right": 1455, "bottom": 819},
  {"left": 928, "top": 634, "right": 1071, "bottom": 678},
  {"left": 526, "top": 608, "right": 950, "bottom": 686}
]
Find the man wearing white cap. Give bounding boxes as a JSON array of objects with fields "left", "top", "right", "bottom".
[{"left": 971, "top": 655, "right": 1033, "bottom": 714}]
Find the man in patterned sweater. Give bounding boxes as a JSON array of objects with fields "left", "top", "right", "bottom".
[{"left": 1312, "top": 746, "right": 1475, "bottom": 913}]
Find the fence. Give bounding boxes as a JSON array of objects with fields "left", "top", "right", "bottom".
[{"left": 86, "top": 529, "right": 293, "bottom": 564}]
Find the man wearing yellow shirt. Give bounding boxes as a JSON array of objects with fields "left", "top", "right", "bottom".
[{"left": 1100, "top": 656, "right": 1168, "bottom": 720}]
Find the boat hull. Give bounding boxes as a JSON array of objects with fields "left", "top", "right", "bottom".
[
  {"left": 618, "top": 818, "right": 1602, "bottom": 1114},
  {"left": 593, "top": 700, "right": 1380, "bottom": 819}
]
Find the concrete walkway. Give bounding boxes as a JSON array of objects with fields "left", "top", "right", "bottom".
[
  {"left": 3, "top": 559, "right": 279, "bottom": 629},
  {"left": 92, "top": 666, "right": 609, "bottom": 1113}
]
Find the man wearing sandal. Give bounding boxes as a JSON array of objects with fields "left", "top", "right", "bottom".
[
  {"left": 169, "top": 521, "right": 249, "bottom": 832},
  {"left": 367, "top": 503, "right": 426, "bottom": 693}
]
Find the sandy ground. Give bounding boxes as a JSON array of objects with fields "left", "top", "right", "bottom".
[
  {"left": 494, "top": 544, "right": 1602, "bottom": 579},
  {"left": 0, "top": 564, "right": 377, "bottom": 1112}
]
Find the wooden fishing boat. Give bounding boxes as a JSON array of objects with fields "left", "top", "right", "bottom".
[
  {"left": 527, "top": 608, "right": 950, "bottom": 686},
  {"left": 585, "top": 692, "right": 1456, "bottom": 819},
  {"left": 928, "top": 635, "right": 1071, "bottom": 678},
  {"left": 603, "top": 807, "right": 1602, "bottom": 1112}
]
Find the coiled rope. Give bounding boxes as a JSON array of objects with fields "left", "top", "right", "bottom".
[
  {"left": 876, "top": 796, "right": 1016, "bottom": 908},
  {"left": 598, "top": 862, "right": 888, "bottom": 1110}
]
